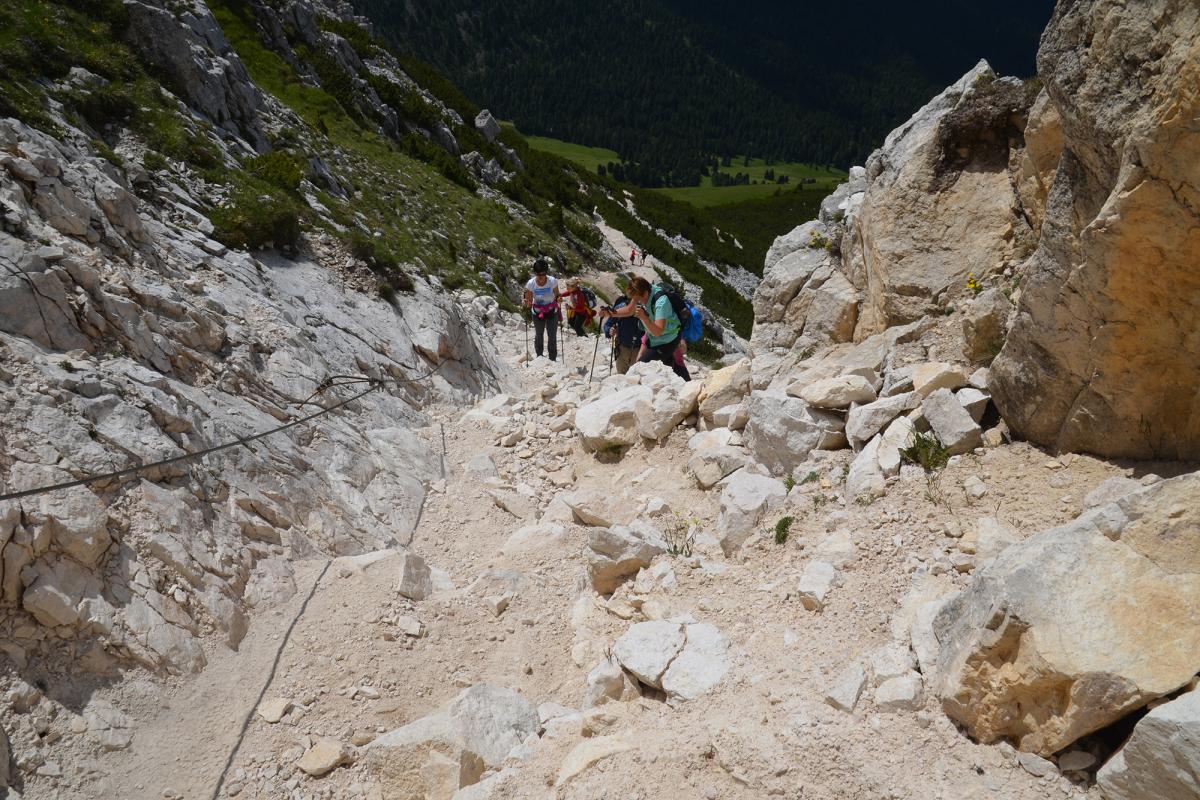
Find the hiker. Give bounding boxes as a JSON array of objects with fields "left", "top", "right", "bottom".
[
  {"left": 602, "top": 294, "right": 642, "bottom": 374},
  {"left": 630, "top": 248, "right": 637, "bottom": 265},
  {"left": 522, "top": 257, "right": 561, "bottom": 361},
  {"left": 638, "top": 332, "right": 687, "bottom": 369},
  {"left": 598, "top": 276, "right": 691, "bottom": 381},
  {"left": 561, "top": 280, "right": 596, "bottom": 337}
]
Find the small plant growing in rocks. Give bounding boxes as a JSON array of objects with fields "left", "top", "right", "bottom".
[
  {"left": 663, "top": 514, "right": 697, "bottom": 557},
  {"left": 774, "top": 516, "right": 794, "bottom": 544},
  {"left": 966, "top": 271, "right": 982, "bottom": 295},
  {"left": 901, "top": 430, "right": 950, "bottom": 472},
  {"left": 902, "top": 430, "right": 954, "bottom": 508},
  {"left": 783, "top": 475, "right": 796, "bottom": 492}
]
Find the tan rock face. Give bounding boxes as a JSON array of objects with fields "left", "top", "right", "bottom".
[
  {"left": 991, "top": 0, "right": 1200, "bottom": 459},
  {"left": 849, "top": 66, "right": 1037, "bottom": 336},
  {"left": 932, "top": 474, "right": 1200, "bottom": 755},
  {"left": 1014, "top": 89, "right": 1063, "bottom": 235}
]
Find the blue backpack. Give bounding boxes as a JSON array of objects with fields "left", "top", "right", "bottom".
[
  {"left": 682, "top": 299, "right": 704, "bottom": 343},
  {"left": 651, "top": 283, "right": 704, "bottom": 343}
]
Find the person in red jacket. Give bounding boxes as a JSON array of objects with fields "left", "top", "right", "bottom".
[{"left": 561, "top": 280, "right": 596, "bottom": 337}]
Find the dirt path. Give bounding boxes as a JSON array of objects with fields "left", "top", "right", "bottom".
[
  {"left": 62, "top": 320, "right": 1145, "bottom": 800},
  {"left": 99, "top": 560, "right": 327, "bottom": 799}
]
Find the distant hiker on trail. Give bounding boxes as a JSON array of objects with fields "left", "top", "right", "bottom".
[
  {"left": 561, "top": 280, "right": 596, "bottom": 337},
  {"left": 598, "top": 276, "right": 691, "bottom": 381},
  {"left": 602, "top": 294, "right": 642, "bottom": 374},
  {"left": 523, "top": 257, "right": 561, "bottom": 361},
  {"left": 630, "top": 248, "right": 637, "bottom": 265}
]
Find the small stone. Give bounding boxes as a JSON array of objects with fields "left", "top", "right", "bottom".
[
  {"left": 874, "top": 672, "right": 923, "bottom": 711},
  {"left": 396, "top": 552, "right": 433, "bottom": 600},
  {"left": 258, "top": 698, "right": 293, "bottom": 724},
  {"left": 797, "top": 561, "right": 843, "bottom": 611},
  {"left": 485, "top": 593, "right": 513, "bottom": 617},
  {"left": 1057, "top": 750, "right": 1096, "bottom": 772},
  {"left": 394, "top": 615, "right": 423, "bottom": 637},
  {"left": 1017, "top": 751, "right": 1056, "bottom": 778},
  {"left": 963, "top": 476, "right": 988, "bottom": 500},
  {"left": 824, "top": 663, "right": 867, "bottom": 712},
  {"left": 297, "top": 738, "right": 352, "bottom": 777}
]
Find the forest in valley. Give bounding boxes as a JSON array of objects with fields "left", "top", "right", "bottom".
[{"left": 351, "top": 0, "right": 1051, "bottom": 186}]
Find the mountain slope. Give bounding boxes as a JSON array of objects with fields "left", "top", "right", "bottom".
[{"left": 352, "top": 0, "right": 1053, "bottom": 180}]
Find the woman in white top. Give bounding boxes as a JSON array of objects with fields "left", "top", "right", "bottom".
[{"left": 522, "top": 257, "right": 561, "bottom": 361}]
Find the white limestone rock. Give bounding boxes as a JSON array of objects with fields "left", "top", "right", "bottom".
[
  {"left": 1097, "top": 689, "right": 1200, "bottom": 800},
  {"left": 825, "top": 663, "right": 867, "bottom": 712},
  {"left": 575, "top": 385, "right": 654, "bottom": 452},
  {"left": 874, "top": 672, "right": 924, "bottom": 711},
  {"left": 716, "top": 469, "right": 787, "bottom": 555},
  {"left": 397, "top": 552, "right": 434, "bottom": 600},
  {"left": 586, "top": 525, "right": 668, "bottom": 595},
  {"left": 797, "top": 561, "right": 843, "bottom": 611},
  {"left": 921, "top": 388, "right": 982, "bottom": 455},
  {"left": 794, "top": 374, "right": 877, "bottom": 409}
]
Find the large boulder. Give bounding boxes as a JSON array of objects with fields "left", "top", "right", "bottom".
[
  {"left": 745, "top": 392, "right": 845, "bottom": 476},
  {"left": 474, "top": 110, "right": 501, "bottom": 143},
  {"left": 369, "top": 684, "right": 537, "bottom": 798},
  {"left": 921, "top": 388, "right": 982, "bottom": 455},
  {"left": 846, "top": 62, "right": 1037, "bottom": 336},
  {"left": 575, "top": 385, "right": 654, "bottom": 452},
  {"left": 796, "top": 374, "right": 877, "bottom": 409},
  {"left": 611, "top": 619, "right": 729, "bottom": 704},
  {"left": 846, "top": 392, "right": 919, "bottom": 449},
  {"left": 636, "top": 379, "right": 701, "bottom": 440},
  {"left": 932, "top": 473, "right": 1200, "bottom": 755},
  {"left": 845, "top": 417, "right": 914, "bottom": 501},
  {"left": 1097, "top": 689, "right": 1200, "bottom": 800},
  {"left": 990, "top": 0, "right": 1200, "bottom": 459},
  {"left": 715, "top": 469, "right": 787, "bottom": 556},
  {"left": 750, "top": 222, "right": 860, "bottom": 355},
  {"left": 961, "top": 288, "right": 1012, "bottom": 363},
  {"left": 697, "top": 359, "right": 751, "bottom": 421},
  {"left": 586, "top": 525, "right": 667, "bottom": 595}
]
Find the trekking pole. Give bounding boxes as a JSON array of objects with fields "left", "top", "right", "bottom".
[
  {"left": 523, "top": 311, "right": 529, "bottom": 365},
  {"left": 559, "top": 310, "right": 566, "bottom": 369},
  {"left": 588, "top": 328, "right": 601, "bottom": 387}
]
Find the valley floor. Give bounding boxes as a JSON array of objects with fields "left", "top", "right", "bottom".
[{"left": 36, "top": 320, "right": 1184, "bottom": 800}]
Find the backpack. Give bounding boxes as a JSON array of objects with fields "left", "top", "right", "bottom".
[
  {"left": 581, "top": 286, "right": 597, "bottom": 309},
  {"left": 681, "top": 299, "right": 704, "bottom": 343},
  {"left": 651, "top": 283, "right": 701, "bottom": 342}
]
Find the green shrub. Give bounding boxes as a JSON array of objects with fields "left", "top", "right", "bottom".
[
  {"left": 143, "top": 150, "right": 168, "bottom": 172},
  {"left": 210, "top": 183, "right": 302, "bottom": 251},
  {"left": 296, "top": 43, "right": 364, "bottom": 125},
  {"left": 316, "top": 17, "right": 377, "bottom": 57},
  {"left": 91, "top": 138, "right": 123, "bottom": 167},
  {"left": 399, "top": 132, "right": 475, "bottom": 190},
  {"left": 246, "top": 151, "right": 305, "bottom": 192},
  {"left": 378, "top": 281, "right": 397, "bottom": 306},
  {"left": 900, "top": 430, "right": 951, "bottom": 472},
  {"left": 685, "top": 335, "right": 723, "bottom": 368},
  {"left": 774, "top": 516, "right": 794, "bottom": 545},
  {"left": 71, "top": 81, "right": 137, "bottom": 127}
]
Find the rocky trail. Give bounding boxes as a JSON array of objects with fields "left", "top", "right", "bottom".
[
  {"left": 49, "top": 320, "right": 1181, "bottom": 800},
  {"left": 1, "top": 0, "right": 1198, "bottom": 798}
]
